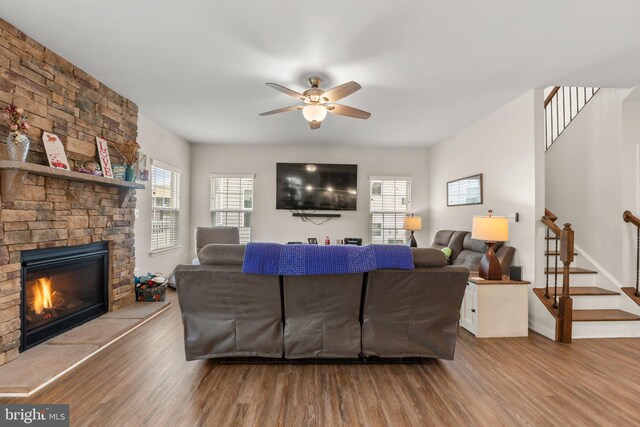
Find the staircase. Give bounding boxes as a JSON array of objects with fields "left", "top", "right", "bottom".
[{"left": 535, "top": 209, "right": 640, "bottom": 342}]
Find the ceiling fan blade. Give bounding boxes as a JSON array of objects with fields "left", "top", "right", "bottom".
[
  {"left": 259, "top": 105, "right": 301, "bottom": 116},
  {"left": 322, "top": 81, "right": 361, "bottom": 102},
  {"left": 309, "top": 121, "right": 321, "bottom": 130},
  {"left": 265, "top": 83, "right": 306, "bottom": 101},
  {"left": 326, "top": 104, "right": 371, "bottom": 120}
]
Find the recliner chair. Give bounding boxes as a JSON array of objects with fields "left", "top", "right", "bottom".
[{"left": 194, "top": 226, "right": 240, "bottom": 255}]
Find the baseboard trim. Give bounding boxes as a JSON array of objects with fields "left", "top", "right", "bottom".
[{"left": 528, "top": 320, "right": 555, "bottom": 340}]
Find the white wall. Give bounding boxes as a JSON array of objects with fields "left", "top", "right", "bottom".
[
  {"left": 189, "top": 144, "right": 430, "bottom": 257},
  {"left": 135, "top": 112, "right": 192, "bottom": 276},
  {"left": 430, "top": 91, "right": 538, "bottom": 275},
  {"left": 429, "top": 90, "right": 552, "bottom": 336},
  {"left": 546, "top": 88, "right": 635, "bottom": 285}
]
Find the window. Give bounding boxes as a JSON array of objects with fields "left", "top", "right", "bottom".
[
  {"left": 370, "top": 177, "right": 411, "bottom": 244},
  {"left": 151, "top": 161, "right": 180, "bottom": 252},
  {"left": 210, "top": 175, "right": 254, "bottom": 244}
]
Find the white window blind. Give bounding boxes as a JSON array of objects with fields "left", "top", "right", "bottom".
[
  {"left": 370, "top": 177, "right": 411, "bottom": 244},
  {"left": 151, "top": 161, "right": 180, "bottom": 251},
  {"left": 211, "top": 175, "right": 254, "bottom": 244}
]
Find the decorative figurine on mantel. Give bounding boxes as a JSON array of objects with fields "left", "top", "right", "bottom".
[
  {"left": 3, "top": 104, "right": 30, "bottom": 161},
  {"left": 79, "top": 160, "right": 103, "bottom": 176}
]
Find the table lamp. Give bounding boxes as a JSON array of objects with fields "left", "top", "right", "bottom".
[
  {"left": 471, "top": 210, "right": 509, "bottom": 280},
  {"left": 403, "top": 214, "right": 422, "bottom": 247}
]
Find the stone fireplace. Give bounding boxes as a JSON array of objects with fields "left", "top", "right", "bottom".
[
  {"left": 0, "top": 171, "right": 140, "bottom": 365},
  {"left": 0, "top": 17, "right": 140, "bottom": 365}
]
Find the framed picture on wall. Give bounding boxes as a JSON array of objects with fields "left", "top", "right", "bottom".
[{"left": 447, "top": 174, "right": 483, "bottom": 206}]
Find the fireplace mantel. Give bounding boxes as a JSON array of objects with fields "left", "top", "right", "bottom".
[{"left": 0, "top": 161, "right": 145, "bottom": 208}]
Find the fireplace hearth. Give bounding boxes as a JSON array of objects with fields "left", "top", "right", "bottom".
[{"left": 20, "top": 242, "right": 109, "bottom": 351}]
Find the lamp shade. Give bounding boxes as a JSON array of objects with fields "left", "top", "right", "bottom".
[
  {"left": 472, "top": 215, "right": 509, "bottom": 242},
  {"left": 403, "top": 215, "right": 422, "bottom": 231}
]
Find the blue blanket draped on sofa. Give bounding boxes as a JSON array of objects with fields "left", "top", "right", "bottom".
[{"left": 242, "top": 243, "right": 414, "bottom": 276}]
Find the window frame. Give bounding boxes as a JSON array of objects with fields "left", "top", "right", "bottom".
[
  {"left": 210, "top": 174, "right": 255, "bottom": 244},
  {"left": 369, "top": 176, "right": 412, "bottom": 245},
  {"left": 150, "top": 160, "right": 181, "bottom": 253}
]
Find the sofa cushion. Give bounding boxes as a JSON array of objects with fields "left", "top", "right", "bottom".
[
  {"left": 411, "top": 248, "right": 447, "bottom": 268},
  {"left": 451, "top": 250, "right": 484, "bottom": 272},
  {"left": 198, "top": 244, "right": 245, "bottom": 265},
  {"left": 431, "top": 230, "right": 455, "bottom": 247},
  {"left": 448, "top": 231, "right": 469, "bottom": 260}
]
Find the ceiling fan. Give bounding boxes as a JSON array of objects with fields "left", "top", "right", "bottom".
[{"left": 259, "top": 76, "right": 371, "bottom": 130}]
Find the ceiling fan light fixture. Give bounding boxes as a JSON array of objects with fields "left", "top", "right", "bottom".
[{"left": 302, "top": 104, "right": 327, "bottom": 122}]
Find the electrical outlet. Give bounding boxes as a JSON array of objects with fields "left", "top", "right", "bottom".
[
  {"left": 508, "top": 212, "right": 519, "bottom": 223},
  {"left": 134, "top": 208, "right": 140, "bottom": 219}
]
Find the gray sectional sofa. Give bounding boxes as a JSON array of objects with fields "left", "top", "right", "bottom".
[
  {"left": 175, "top": 244, "right": 469, "bottom": 361},
  {"left": 430, "top": 230, "right": 515, "bottom": 275}
]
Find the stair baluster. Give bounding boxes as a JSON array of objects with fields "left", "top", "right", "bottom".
[
  {"left": 545, "top": 228, "right": 550, "bottom": 299},
  {"left": 622, "top": 210, "right": 640, "bottom": 300},
  {"left": 553, "top": 235, "right": 559, "bottom": 309},
  {"left": 636, "top": 226, "right": 639, "bottom": 297},
  {"left": 544, "top": 86, "right": 599, "bottom": 150}
]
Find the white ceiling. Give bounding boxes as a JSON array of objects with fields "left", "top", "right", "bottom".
[{"left": 2, "top": 0, "right": 640, "bottom": 146}]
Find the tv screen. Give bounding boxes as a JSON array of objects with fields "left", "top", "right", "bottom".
[{"left": 276, "top": 163, "right": 358, "bottom": 211}]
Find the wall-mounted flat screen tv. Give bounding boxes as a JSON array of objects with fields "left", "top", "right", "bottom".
[{"left": 276, "top": 163, "right": 358, "bottom": 211}]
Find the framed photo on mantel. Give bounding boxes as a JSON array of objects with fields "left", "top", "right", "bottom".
[{"left": 447, "top": 174, "right": 483, "bottom": 207}]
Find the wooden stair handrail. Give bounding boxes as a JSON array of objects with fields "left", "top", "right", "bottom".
[
  {"left": 542, "top": 208, "right": 561, "bottom": 236},
  {"left": 545, "top": 208, "right": 558, "bottom": 222},
  {"left": 623, "top": 210, "right": 640, "bottom": 228},
  {"left": 544, "top": 86, "right": 561, "bottom": 108},
  {"left": 541, "top": 217, "right": 562, "bottom": 237}
]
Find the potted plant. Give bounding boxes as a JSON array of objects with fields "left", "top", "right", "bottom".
[
  {"left": 114, "top": 140, "right": 140, "bottom": 182},
  {"left": 3, "top": 105, "right": 30, "bottom": 161}
]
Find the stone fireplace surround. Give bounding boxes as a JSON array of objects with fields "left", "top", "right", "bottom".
[
  {"left": 0, "top": 168, "right": 140, "bottom": 366},
  {"left": 0, "top": 17, "right": 140, "bottom": 366}
]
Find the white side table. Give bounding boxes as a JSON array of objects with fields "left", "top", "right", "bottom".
[{"left": 460, "top": 276, "right": 530, "bottom": 338}]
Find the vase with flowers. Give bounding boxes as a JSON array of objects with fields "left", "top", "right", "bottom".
[
  {"left": 115, "top": 140, "right": 140, "bottom": 182},
  {"left": 3, "top": 104, "right": 30, "bottom": 161}
]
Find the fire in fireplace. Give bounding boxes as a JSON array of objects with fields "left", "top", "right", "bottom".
[
  {"left": 20, "top": 242, "right": 109, "bottom": 351},
  {"left": 27, "top": 277, "right": 85, "bottom": 330}
]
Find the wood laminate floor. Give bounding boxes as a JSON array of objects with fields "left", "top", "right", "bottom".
[{"left": 2, "top": 289, "right": 640, "bottom": 427}]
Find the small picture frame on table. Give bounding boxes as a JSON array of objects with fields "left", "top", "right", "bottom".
[{"left": 308, "top": 238, "right": 318, "bottom": 244}]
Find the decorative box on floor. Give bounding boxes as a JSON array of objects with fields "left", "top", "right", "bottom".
[{"left": 135, "top": 273, "right": 168, "bottom": 302}]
